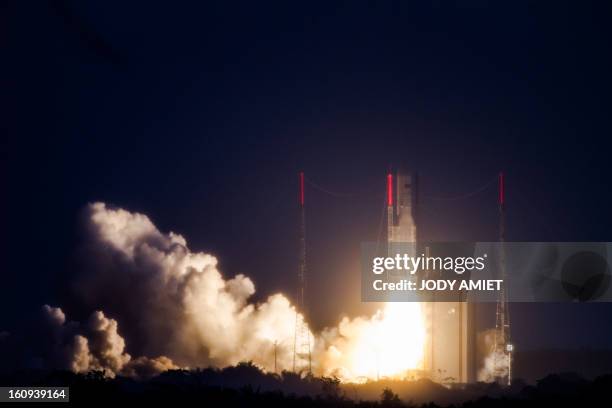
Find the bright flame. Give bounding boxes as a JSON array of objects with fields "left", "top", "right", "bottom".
[
  {"left": 318, "top": 302, "right": 426, "bottom": 382},
  {"left": 351, "top": 303, "right": 426, "bottom": 380}
]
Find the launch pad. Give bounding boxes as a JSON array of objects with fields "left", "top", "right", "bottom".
[{"left": 295, "top": 168, "right": 512, "bottom": 384}]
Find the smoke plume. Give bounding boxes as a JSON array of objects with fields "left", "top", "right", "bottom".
[
  {"left": 39, "top": 305, "right": 176, "bottom": 376},
  {"left": 477, "top": 328, "right": 510, "bottom": 382},
  {"left": 69, "top": 202, "right": 311, "bottom": 374}
]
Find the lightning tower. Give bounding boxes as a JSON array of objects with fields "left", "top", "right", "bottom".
[
  {"left": 293, "top": 171, "right": 312, "bottom": 373},
  {"left": 493, "top": 171, "right": 512, "bottom": 385}
]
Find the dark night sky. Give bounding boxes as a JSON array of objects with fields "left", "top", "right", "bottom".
[{"left": 3, "top": 1, "right": 612, "bottom": 351}]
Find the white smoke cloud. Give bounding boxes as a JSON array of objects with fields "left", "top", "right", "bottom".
[
  {"left": 40, "top": 305, "right": 178, "bottom": 377},
  {"left": 41, "top": 305, "right": 131, "bottom": 375},
  {"left": 477, "top": 329, "right": 510, "bottom": 382},
  {"left": 71, "top": 202, "right": 311, "bottom": 374}
]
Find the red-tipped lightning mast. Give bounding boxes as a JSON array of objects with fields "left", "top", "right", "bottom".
[
  {"left": 387, "top": 173, "right": 393, "bottom": 207},
  {"left": 494, "top": 171, "right": 512, "bottom": 385},
  {"left": 299, "top": 171, "right": 305, "bottom": 207},
  {"left": 498, "top": 172, "right": 505, "bottom": 210},
  {"left": 293, "top": 171, "right": 311, "bottom": 373},
  {"left": 387, "top": 172, "right": 394, "bottom": 242}
]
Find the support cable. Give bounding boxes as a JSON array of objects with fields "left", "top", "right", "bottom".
[
  {"left": 304, "top": 176, "right": 377, "bottom": 198},
  {"left": 421, "top": 177, "right": 496, "bottom": 201}
]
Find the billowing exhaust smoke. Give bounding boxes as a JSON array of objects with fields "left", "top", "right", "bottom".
[
  {"left": 39, "top": 305, "right": 175, "bottom": 376},
  {"left": 69, "top": 202, "right": 311, "bottom": 374}
]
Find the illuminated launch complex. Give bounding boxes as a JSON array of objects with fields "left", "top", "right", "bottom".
[{"left": 293, "top": 169, "right": 512, "bottom": 385}]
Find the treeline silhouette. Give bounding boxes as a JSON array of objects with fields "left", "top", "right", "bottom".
[{"left": 1, "top": 363, "right": 612, "bottom": 406}]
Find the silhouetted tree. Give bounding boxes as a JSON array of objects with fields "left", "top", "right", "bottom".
[{"left": 381, "top": 387, "right": 402, "bottom": 407}]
